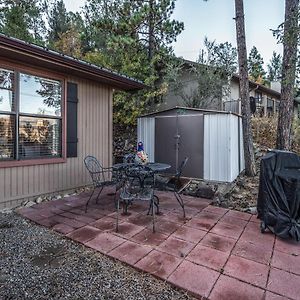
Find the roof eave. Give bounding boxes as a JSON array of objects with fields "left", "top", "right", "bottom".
[{"left": 0, "top": 34, "right": 146, "bottom": 91}]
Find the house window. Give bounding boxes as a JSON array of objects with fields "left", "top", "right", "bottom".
[
  {"left": 267, "top": 98, "right": 274, "bottom": 109},
  {"left": 267, "top": 98, "right": 274, "bottom": 116},
  {"left": 255, "top": 91, "right": 263, "bottom": 107},
  {"left": 0, "top": 68, "right": 63, "bottom": 161}
]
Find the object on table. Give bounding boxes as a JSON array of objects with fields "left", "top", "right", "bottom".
[{"left": 136, "top": 141, "right": 148, "bottom": 164}]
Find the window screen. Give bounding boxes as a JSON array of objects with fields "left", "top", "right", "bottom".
[{"left": 0, "top": 68, "right": 63, "bottom": 161}]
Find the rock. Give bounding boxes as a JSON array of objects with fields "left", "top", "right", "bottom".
[
  {"left": 24, "top": 201, "right": 35, "bottom": 207},
  {"left": 0, "top": 208, "right": 13, "bottom": 214},
  {"left": 246, "top": 206, "right": 257, "bottom": 214},
  {"left": 36, "top": 197, "right": 43, "bottom": 204},
  {"left": 232, "top": 193, "right": 244, "bottom": 199},
  {"left": 212, "top": 193, "right": 226, "bottom": 206},
  {"left": 236, "top": 179, "right": 246, "bottom": 188},
  {"left": 195, "top": 186, "right": 216, "bottom": 199}
]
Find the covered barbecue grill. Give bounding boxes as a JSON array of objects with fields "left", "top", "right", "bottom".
[{"left": 257, "top": 150, "right": 300, "bottom": 241}]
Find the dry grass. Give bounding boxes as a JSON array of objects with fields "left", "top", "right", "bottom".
[{"left": 252, "top": 115, "right": 300, "bottom": 154}]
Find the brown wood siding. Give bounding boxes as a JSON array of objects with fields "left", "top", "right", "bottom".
[{"left": 0, "top": 75, "right": 113, "bottom": 209}]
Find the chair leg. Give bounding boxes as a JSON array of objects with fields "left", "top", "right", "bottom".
[
  {"left": 174, "top": 191, "right": 186, "bottom": 219},
  {"left": 116, "top": 196, "right": 120, "bottom": 232},
  {"left": 151, "top": 197, "right": 155, "bottom": 233},
  {"left": 147, "top": 195, "right": 159, "bottom": 216},
  {"left": 154, "top": 195, "right": 160, "bottom": 214},
  {"left": 95, "top": 187, "right": 104, "bottom": 204},
  {"left": 113, "top": 186, "right": 118, "bottom": 209},
  {"left": 85, "top": 188, "right": 95, "bottom": 213},
  {"left": 147, "top": 201, "right": 152, "bottom": 215},
  {"left": 122, "top": 200, "right": 129, "bottom": 214}
]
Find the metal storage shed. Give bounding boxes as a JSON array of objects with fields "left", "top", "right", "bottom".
[{"left": 137, "top": 107, "right": 245, "bottom": 182}]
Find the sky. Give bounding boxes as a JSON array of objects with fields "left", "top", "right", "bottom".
[{"left": 64, "top": 0, "right": 285, "bottom": 67}]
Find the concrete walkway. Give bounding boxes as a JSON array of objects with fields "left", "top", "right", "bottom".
[{"left": 18, "top": 188, "right": 300, "bottom": 300}]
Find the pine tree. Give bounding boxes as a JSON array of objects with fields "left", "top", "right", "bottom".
[
  {"left": 46, "top": 0, "right": 71, "bottom": 46},
  {"left": 248, "top": 46, "right": 266, "bottom": 84},
  {"left": 0, "top": 0, "right": 46, "bottom": 44},
  {"left": 276, "top": 0, "right": 299, "bottom": 150},
  {"left": 235, "top": 0, "right": 256, "bottom": 176},
  {"left": 267, "top": 51, "right": 282, "bottom": 82},
  {"left": 83, "top": 0, "right": 184, "bottom": 124}
]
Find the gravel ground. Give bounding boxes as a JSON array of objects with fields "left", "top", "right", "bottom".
[{"left": 0, "top": 212, "right": 194, "bottom": 300}]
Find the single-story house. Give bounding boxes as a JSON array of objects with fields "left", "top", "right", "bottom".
[
  {"left": 0, "top": 34, "right": 144, "bottom": 209},
  {"left": 163, "top": 60, "right": 299, "bottom": 117}
]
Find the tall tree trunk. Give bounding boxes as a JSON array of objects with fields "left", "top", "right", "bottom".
[
  {"left": 276, "top": 0, "right": 299, "bottom": 150},
  {"left": 235, "top": 0, "right": 256, "bottom": 176},
  {"left": 148, "top": 0, "right": 155, "bottom": 61}
]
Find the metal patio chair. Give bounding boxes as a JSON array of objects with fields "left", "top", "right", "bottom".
[
  {"left": 84, "top": 155, "right": 120, "bottom": 212},
  {"left": 116, "top": 164, "right": 158, "bottom": 233},
  {"left": 159, "top": 157, "right": 190, "bottom": 219}
]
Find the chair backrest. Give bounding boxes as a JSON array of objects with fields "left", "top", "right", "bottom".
[
  {"left": 122, "top": 164, "right": 155, "bottom": 199},
  {"left": 125, "top": 164, "right": 155, "bottom": 187},
  {"left": 84, "top": 155, "right": 104, "bottom": 184},
  {"left": 176, "top": 157, "right": 189, "bottom": 179},
  {"left": 123, "top": 153, "right": 136, "bottom": 163}
]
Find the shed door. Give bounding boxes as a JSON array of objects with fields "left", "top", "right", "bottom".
[
  {"left": 154, "top": 115, "right": 204, "bottom": 178},
  {"left": 155, "top": 117, "right": 177, "bottom": 174},
  {"left": 178, "top": 115, "right": 204, "bottom": 178}
]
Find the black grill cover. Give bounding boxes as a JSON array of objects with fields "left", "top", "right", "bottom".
[{"left": 257, "top": 150, "right": 300, "bottom": 241}]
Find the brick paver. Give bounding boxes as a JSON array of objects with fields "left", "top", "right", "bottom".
[
  {"left": 157, "top": 236, "right": 195, "bottom": 258},
  {"left": 233, "top": 239, "right": 273, "bottom": 265},
  {"left": 209, "top": 275, "right": 265, "bottom": 300},
  {"left": 108, "top": 241, "right": 152, "bottom": 265},
  {"left": 186, "top": 244, "right": 230, "bottom": 271},
  {"left": 267, "top": 268, "right": 300, "bottom": 300},
  {"left": 168, "top": 260, "right": 219, "bottom": 298},
  {"left": 18, "top": 188, "right": 300, "bottom": 300},
  {"left": 171, "top": 225, "right": 206, "bottom": 243},
  {"left": 224, "top": 255, "right": 269, "bottom": 288},
  {"left": 135, "top": 250, "right": 182, "bottom": 279},
  {"left": 67, "top": 225, "right": 102, "bottom": 243},
  {"left": 200, "top": 232, "right": 236, "bottom": 253}
]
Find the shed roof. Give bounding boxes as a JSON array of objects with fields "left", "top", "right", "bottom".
[
  {"left": 139, "top": 106, "right": 241, "bottom": 118},
  {"left": 0, "top": 34, "right": 145, "bottom": 91}
]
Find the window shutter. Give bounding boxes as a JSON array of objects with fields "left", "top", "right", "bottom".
[{"left": 66, "top": 82, "right": 78, "bottom": 158}]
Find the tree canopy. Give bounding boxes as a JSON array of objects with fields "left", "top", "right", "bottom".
[
  {"left": 82, "top": 0, "right": 184, "bottom": 124},
  {"left": 0, "top": 0, "right": 45, "bottom": 44},
  {"left": 267, "top": 51, "right": 282, "bottom": 83},
  {"left": 0, "top": 0, "right": 184, "bottom": 125},
  {"left": 248, "top": 46, "right": 266, "bottom": 84}
]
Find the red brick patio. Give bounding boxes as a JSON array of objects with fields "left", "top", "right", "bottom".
[{"left": 18, "top": 188, "right": 300, "bottom": 299}]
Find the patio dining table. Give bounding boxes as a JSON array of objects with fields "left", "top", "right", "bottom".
[
  {"left": 112, "top": 162, "right": 171, "bottom": 216},
  {"left": 112, "top": 162, "right": 171, "bottom": 173}
]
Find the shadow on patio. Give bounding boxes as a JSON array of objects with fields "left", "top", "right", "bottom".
[{"left": 18, "top": 188, "right": 300, "bottom": 300}]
